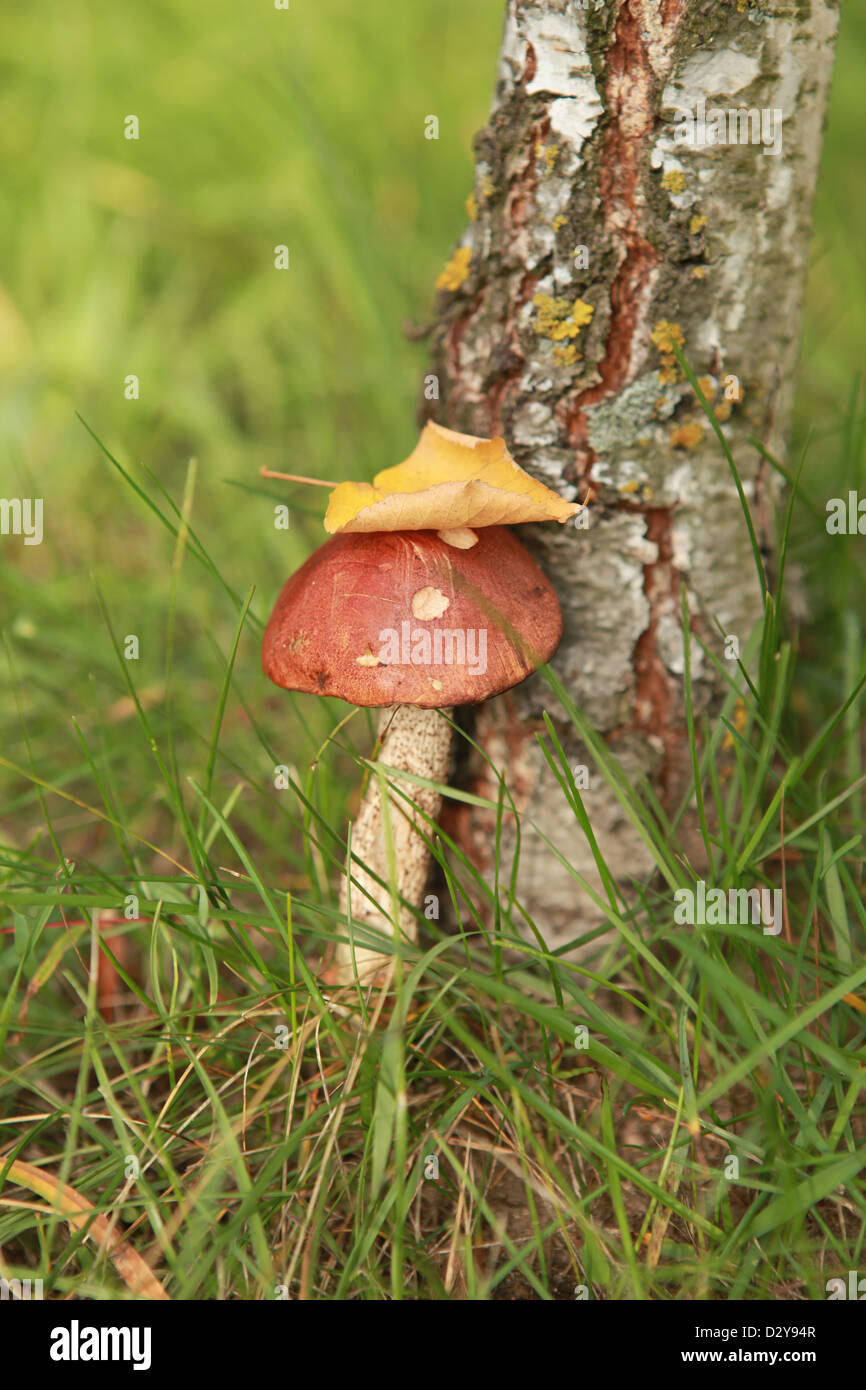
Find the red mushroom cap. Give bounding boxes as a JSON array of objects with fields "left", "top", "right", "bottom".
[{"left": 262, "top": 526, "right": 563, "bottom": 708}]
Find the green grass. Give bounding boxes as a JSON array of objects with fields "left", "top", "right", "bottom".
[{"left": 1, "top": 0, "right": 866, "bottom": 1300}]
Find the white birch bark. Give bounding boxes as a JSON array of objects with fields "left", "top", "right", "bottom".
[{"left": 425, "top": 0, "right": 838, "bottom": 945}]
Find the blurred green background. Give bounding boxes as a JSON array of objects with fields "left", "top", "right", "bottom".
[
  {"left": 0, "top": 0, "right": 864, "bottom": 867},
  {"left": 0, "top": 0, "right": 504, "bottom": 606}
]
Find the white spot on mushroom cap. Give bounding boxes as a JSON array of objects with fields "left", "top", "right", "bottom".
[
  {"left": 437, "top": 527, "right": 478, "bottom": 549},
  {"left": 411, "top": 587, "right": 450, "bottom": 621}
]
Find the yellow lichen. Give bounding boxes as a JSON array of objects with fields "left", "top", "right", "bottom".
[
  {"left": 465, "top": 192, "right": 478, "bottom": 222},
  {"left": 651, "top": 321, "right": 685, "bottom": 354},
  {"left": 552, "top": 343, "right": 580, "bottom": 367},
  {"left": 661, "top": 168, "right": 686, "bottom": 194},
  {"left": 689, "top": 213, "right": 707, "bottom": 235},
  {"left": 436, "top": 245, "right": 472, "bottom": 292},
  {"left": 670, "top": 421, "right": 704, "bottom": 450},
  {"left": 534, "top": 293, "right": 594, "bottom": 342},
  {"left": 697, "top": 375, "right": 717, "bottom": 401},
  {"left": 544, "top": 144, "right": 559, "bottom": 171},
  {"left": 619, "top": 480, "right": 640, "bottom": 494},
  {"left": 714, "top": 400, "right": 732, "bottom": 422},
  {"left": 552, "top": 213, "right": 566, "bottom": 233},
  {"left": 651, "top": 320, "right": 685, "bottom": 383},
  {"left": 691, "top": 266, "right": 707, "bottom": 280}
]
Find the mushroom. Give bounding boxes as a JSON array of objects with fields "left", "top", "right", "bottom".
[{"left": 262, "top": 423, "right": 582, "bottom": 986}]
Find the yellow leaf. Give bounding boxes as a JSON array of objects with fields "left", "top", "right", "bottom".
[{"left": 324, "top": 422, "right": 579, "bottom": 533}]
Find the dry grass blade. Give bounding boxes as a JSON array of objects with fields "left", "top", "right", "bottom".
[{"left": 5, "top": 1158, "right": 169, "bottom": 1300}]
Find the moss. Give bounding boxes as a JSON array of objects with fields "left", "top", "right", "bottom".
[{"left": 671, "top": 0, "right": 762, "bottom": 53}]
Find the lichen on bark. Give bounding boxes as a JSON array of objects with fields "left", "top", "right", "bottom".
[{"left": 424, "top": 0, "right": 839, "bottom": 946}]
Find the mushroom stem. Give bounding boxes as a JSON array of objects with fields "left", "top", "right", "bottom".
[{"left": 335, "top": 704, "right": 453, "bottom": 985}]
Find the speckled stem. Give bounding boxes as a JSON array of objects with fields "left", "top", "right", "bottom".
[{"left": 335, "top": 705, "right": 453, "bottom": 985}]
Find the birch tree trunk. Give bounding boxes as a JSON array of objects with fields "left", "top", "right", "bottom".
[{"left": 425, "top": 0, "right": 838, "bottom": 946}]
